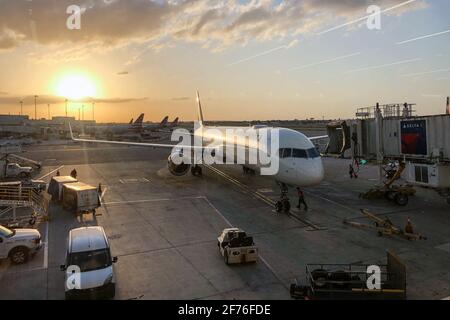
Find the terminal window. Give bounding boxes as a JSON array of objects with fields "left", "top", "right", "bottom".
[{"left": 414, "top": 166, "right": 429, "bottom": 184}]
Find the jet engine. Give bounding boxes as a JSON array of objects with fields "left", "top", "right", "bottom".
[{"left": 167, "top": 151, "right": 191, "bottom": 176}]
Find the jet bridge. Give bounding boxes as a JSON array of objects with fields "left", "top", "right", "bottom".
[{"left": 324, "top": 121, "right": 351, "bottom": 157}]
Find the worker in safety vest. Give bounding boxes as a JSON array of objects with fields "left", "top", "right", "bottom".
[
  {"left": 296, "top": 187, "right": 308, "bottom": 211},
  {"left": 405, "top": 218, "right": 414, "bottom": 234}
]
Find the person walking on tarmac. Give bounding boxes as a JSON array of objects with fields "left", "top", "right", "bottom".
[
  {"left": 405, "top": 218, "right": 414, "bottom": 234},
  {"left": 349, "top": 164, "right": 358, "bottom": 179},
  {"left": 70, "top": 168, "right": 77, "bottom": 179},
  {"left": 296, "top": 187, "right": 308, "bottom": 211},
  {"left": 56, "top": 170, "right": 60, "bottom": 176}
]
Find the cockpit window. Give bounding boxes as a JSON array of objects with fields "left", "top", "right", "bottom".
[
  {"left": 279, "top": 148, "right": 320, "bottom": 159},
  {"left": 282, "top": 148, "right": 292, "bottom": 158},
  {"left": 292, "top": 149, "right": 308, "bottom": 158},
  {"left": 307, "top": 148, "right": 320, "bottom": 158}
]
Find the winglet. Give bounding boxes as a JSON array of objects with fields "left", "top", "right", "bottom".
[{"left": 196, "top": 91, "right": 204, "bottom": 126}]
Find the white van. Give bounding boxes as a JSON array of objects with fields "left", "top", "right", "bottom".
[{"left": 60, "top": 226, "right": 118, "bottom": 300}]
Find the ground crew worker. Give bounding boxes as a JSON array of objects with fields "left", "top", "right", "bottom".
[
  {"left": 349, "top": 164, "right": 357, "bottom": 179},
  {"left": 70, "top": 168, "right": 77, "bottom": 179},
  {"left": 405, "top": 218, "right": 414, "bottom": 234},
  {"left": 56, "top": 170, "right": 60, "bottom": 176},
  {"left": 296, "top": 187, "right": 308, "bottom": 211},
  {"left": 98, "top": 183, "right": 102, "bottom": 195}
]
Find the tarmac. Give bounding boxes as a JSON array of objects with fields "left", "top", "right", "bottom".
[{"left": 0, "top": 140, "right": 449, "bottom": 300}]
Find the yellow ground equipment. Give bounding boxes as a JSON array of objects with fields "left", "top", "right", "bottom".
[
  {"left": 360, "top": 162, "right": 416, "bottom": 206},
  {"left": 344, "top": 209, "right": 427, "bottom": 241}
]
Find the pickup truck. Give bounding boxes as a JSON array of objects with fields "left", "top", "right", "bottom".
[
  {"left": 217, "top": 228, "right": 258, "bottom": 265},
  {"left": 2, "top": 163, "right": 33, "bottom": 178},
  {"left": 0, "top": 225, "right": 42, "bottom": 264},
  {"left": 22, "top": 179, "right": 47, "bottom": 193}
]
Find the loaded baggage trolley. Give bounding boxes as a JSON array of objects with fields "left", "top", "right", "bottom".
[
  {"left": 47, "top": 176, "right": 78, "bottom": 202},
  {"left": 61, "top": 182, "right": 101, "bottom": 215},
  {"left": 290, "top": 251, "right": 406, "bottom": 300}
]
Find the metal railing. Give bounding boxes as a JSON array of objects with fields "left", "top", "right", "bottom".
[{"left": 0, "top": 184, "right": 47, "bottom": 226}]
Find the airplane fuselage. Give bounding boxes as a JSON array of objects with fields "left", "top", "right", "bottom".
[{"left": 196, "top": 125, "right": 325, "bottom": 187}]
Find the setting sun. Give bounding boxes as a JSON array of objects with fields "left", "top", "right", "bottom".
[{"left": 56, "top": 74, "right": 97, "bottom": 100}]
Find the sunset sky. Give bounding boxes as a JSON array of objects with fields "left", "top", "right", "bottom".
[{"left": 0, "top": 0, "right": 449, "bottom": 123}]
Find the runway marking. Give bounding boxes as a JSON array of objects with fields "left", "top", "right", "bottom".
[
  {"left": 304, "top": 190, "right": 359, "bottom": 214},
  {"left": 201, "top": 196, "right": 234, "bottom": 228},
  {"left": 119, "top": 178, "right": 151, "bottom": 184},
  {"left": 202, "top": 195, "right": 289, "bottom": 291},
  {"left": 43, "top": 222, "right": 48, "bottom": 269},
  {"left": 102, "top": 196, "right": 204, "bottom": 206},
  {"left": 100, "top": 187, "right": 108, "bottom": 202},
  {"left": 38, "top": 165, "right": 64, "bottom": 180},
  {"left": 204, "top": 165, "right": 324, "bottom": 231}
]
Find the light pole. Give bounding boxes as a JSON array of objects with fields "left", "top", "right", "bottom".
[
  {"left": 92, "top": 102, "right": 95, "bottom": 121},
  {"left": 81, "top": 104, "right": 84, "bottom": 121},
  {"left": 48, "top": 104, "right": 51, "bottom": 119},
  {"left": 65, "top": 99, "right": 68, "bottom": 117},
  {"left": 34, "top": 95, "right": 38, "bottom": 120},
  {"left": 19, "top": 100, "right": 23, "bottom": 116}
]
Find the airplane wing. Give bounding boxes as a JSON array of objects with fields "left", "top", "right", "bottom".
[
  {"left": 308, "top": 135, "right": 328, "bottom": 141},
  {"left": 69, "top": 123, "right": 203, "bottom": 150}
]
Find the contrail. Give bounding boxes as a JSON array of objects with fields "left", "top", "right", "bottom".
[
  {"left": 402, "top": 67, "right": 450, "bottom": 77},
  {"left": 228, "top": 45, "right": 288, "bottom": 67},
  {"left": 397, "top": 29, "right": 450, "bottom": 45},
  {"left": 228, "top": 0, "right": 417, "bottom": 67},
  {"left": 291, "top": 52, "right": 361, "bottom": 71},
  {"left": 317, "top": 0, "right": 418, "bottom": 35},
  {"left": 344, "top": 58, "right": 421, "bottom": 74}
]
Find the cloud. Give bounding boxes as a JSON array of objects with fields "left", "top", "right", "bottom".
[
  {"left": 172, "top": 97, "right": 190, "bottom": 101},
  {"left": 0, "top": 29, "right": 25, "bottom": 50},
  {"left": 0, "top": 95, "right": 147, "bottom": 105},
  {"left": 0, "top": 0, "right": 427, "bottom": 55}
]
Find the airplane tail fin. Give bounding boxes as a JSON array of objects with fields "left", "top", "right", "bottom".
[
  {"left": 171, "top": 117, "right": 179, "bottom": 127},
  {"left": 129, "top": 118, "right": 134, "bottom": 125},
  {"left": 160, "top": 116, "right": 169, "bottom": 126},
  {"left": 196, "top": 91, "right": 204, "bottom": 126},
  {"left": 133, "top": 113, "right": 145, "bottom": 126}
]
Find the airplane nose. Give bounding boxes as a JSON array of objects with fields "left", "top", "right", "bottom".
[
  {"left": 315, "top": 159, "right": 325, "bottom": 182},
  {"left": 299, "top": 159, "right": 324, "bottom": 186}
]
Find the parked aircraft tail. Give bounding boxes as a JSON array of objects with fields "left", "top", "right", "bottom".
[
  {"left": 133, "top": 113, "right": 145, "bottom": 126},
  {"left": 160, "top": 116, "right": 169, "bottom": 126},
  {"left": 171, "top": 117, "right": 179, "bottom": 127}
]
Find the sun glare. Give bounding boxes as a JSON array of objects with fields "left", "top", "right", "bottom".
[{"left": 56, "top": 74, "right": 97, "bottom": 100}]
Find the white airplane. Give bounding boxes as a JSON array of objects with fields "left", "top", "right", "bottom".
[{"left": 70, "top": 92, "right": 328, "bottom": 211}]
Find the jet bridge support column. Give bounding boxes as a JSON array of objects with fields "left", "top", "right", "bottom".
[{"left": 375, "top": 103, "right": 384, "bottom": 183}]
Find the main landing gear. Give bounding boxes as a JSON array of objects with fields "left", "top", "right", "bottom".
[
  {"left": 243, "top": 166, "right": 256, "bottom": 175},
  {"left": 275, "top": 183, "right": 291, "bottom": 214},
  {"left": 191, "top": 165, "right": 203, "bottom": 177}
]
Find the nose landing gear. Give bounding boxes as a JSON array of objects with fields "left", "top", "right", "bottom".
[
  {"left": 191, "top": 165, "right": 203, "bottom": 177},
  {"left": 275, "top": 183, "right": 291, "bottom": 213}
]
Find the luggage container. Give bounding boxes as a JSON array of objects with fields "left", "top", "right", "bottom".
[
  {"left": 290, "top": 251, "right": 406, "bottom": 300},
  {"left": 47, "top": 176, "right": 78, "bottom": 201},
  {"left": 62, "top": 182, "right": 100, "bottom": 215}
]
